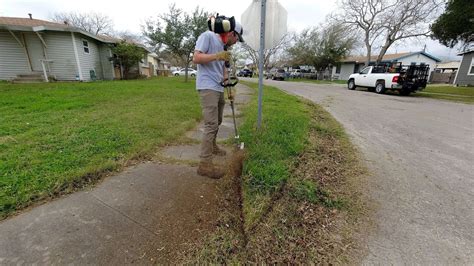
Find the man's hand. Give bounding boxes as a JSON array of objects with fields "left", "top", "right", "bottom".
[{"left": 215, "top": 51, "right": 231, "bottom": 61}]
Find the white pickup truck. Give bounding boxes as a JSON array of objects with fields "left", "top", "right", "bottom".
[{"left": 347, "top": 64, "right": 429, "bottom": 96}]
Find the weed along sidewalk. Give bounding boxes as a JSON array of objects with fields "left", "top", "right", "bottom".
[{"left": 0, "top": 80, "right": 253, "bottom": 264}]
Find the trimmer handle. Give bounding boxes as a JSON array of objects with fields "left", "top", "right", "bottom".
[{"left": 220, "top": 76, "right": 239, "bottom": 87}]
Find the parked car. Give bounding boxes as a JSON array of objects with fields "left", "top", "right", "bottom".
[
  {"left": 237, "top": 69, "right": 253, "bottom": 77},
  {"left": 289, "top": 69, "right": 302, "bottom": 78},
  {"left": 347, "top": 64, "right": 430, "bottom": 95},
  {"left": 301, "top": 69, "right": 317, "bottom": 79},
  {"left": 172, "top": 68, "right": 197, "bottom": 77},
  {"left": 266, "top": 68, "right": 286, "bottom": 80}
]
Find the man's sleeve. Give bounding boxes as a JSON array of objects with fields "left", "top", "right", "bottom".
[{"left": 195, "top": 32, "right": 210, "bottom": 54}]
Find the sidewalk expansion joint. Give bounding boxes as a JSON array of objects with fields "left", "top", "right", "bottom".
[{"left": 91, "top": 194, "right": 160, "bottom": 237}]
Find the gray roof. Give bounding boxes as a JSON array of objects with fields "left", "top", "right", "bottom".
[
  {"left": 342, "top": 51, "right": 441, "bottom": 63},
  {"left": 0, "top": 16, "right": 115, "bottom": 44}
]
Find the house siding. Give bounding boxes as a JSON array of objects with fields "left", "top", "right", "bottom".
[
  {"left": 75, "top": 35, "right": 104, "bottom": 81},
  {"left": 98, "top": 44, "right": 114, "bottom": 80},
  {"left": 455, "top": 52, "right": 474, "bottom": 86},
  {"left": 0, "top": 30, "right": 30, "bottom": 80},
  {"left": 339, "top": 63, "right": 356, "bottom": 80},
  {"left": 24, "top": 32, "right": 45, "bottom": 71},
  {"left": 43, "top": 31, "right": 78, "bottom": 81}
]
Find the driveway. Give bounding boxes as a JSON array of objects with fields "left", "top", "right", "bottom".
[{"left": 254, "top": 79, "right": 474, "bottom": 264}]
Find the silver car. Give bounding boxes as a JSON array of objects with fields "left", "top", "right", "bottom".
[
  {"left": 172, "top": 68, "right": 197, "bottom": 77},
  {"left": 266, "top": 68, "right": 286, "bottom": 81}
]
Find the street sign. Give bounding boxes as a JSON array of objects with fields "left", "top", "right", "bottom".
[
  {"left": 241, "top": 0, "right": 288, "bottom": 51},
  {"left": 241, "top": 0, "right": 287, "bottom": 129}
]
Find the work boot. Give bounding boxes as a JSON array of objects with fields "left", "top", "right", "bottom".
[
  {"left": 197, "top": 161, "right": 225, "bottom": 179},
  {"left": 212, "top": 144, "right": 227, "bottom": 156}
]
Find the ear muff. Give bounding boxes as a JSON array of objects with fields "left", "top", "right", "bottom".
[
  {"left": 207, "top": 14, "right": 235, "bottom": 34},
  {"left": 222, "top": 20, "right": 231, "bottom": 32}
]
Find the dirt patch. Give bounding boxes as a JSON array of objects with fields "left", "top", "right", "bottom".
[{"left": 182, "top": 149, "right": 248, "bottom": 263}]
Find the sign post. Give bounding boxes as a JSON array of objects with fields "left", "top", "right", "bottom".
[
  {"left": 257, "top": 0, "right": 266, "bottom": 129},
  {"left": 241, "top": 0, "right": 287, "bottom": 129}
]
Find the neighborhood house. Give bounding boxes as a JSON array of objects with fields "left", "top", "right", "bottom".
[
  {"left": 0, "top": 16, "right": 166, "bottom": 82},
  {"left": 454, "top": 49, "right": 474, "bottom": 86},
  {"left": 0, "top": 16, "right": 117, "bottom": 82}
]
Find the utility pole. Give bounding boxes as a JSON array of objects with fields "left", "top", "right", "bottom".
[{"left": 257, "top": 0, "right": 266, "bottom": 129}]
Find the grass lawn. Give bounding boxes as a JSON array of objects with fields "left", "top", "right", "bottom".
[
  {"left": 0, "top": 77, "right": 201, "bottom": 218},
  {"left": 414, "top": 85, "right": 474, "bottom": 104},
  {"left": 288, "top": 78, "right": 347, "bottom": 85}
]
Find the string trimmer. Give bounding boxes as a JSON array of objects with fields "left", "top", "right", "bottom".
[
  {"left": 220, "top": 49, "right": 245, "bottom": 178},
  {"left": 220, "top": 50, "right": 244, "bottom": 151}
]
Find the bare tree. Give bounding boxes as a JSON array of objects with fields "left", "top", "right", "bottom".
[
  {"left": 332, "top": 0, "right": 394, "bottom": 65},
  {"left": 376, "top": 0, "right": 443, "bottom": 63},
  {"left": 51, "top": 12, "right": 114, "bottom": 35},
  {"left": 287, "top": 23, "right": 356, "bottom": 73},
  {"left": 112, "top": 30, "right": 146, "bottom": 44},
  {"left": 332, "top": 0, "right": 443, "bottom": 65},
  {"left": 239, "top": 33, "right": 294, "bottom": 74}
]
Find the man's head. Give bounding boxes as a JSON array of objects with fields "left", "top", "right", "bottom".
[{"left": 225, "top": 22, "right": 244, "bottom": 46}]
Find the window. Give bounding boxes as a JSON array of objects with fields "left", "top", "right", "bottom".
[
  {"left": 83, "top": 40, "right": 89, "bottom": 54},
  {"left": 360, "top": 67, "right": 370, "bottom": 74},
  {"left": 469, "top": 57, "right": 474, "bottom": 75},
  {"left": 336, "top": 64, "right": 341, "bottom": 74}
]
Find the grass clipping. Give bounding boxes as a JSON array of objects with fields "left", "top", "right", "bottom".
[{"left": 186, "top": 100, "right": 370, "bottom": 263}]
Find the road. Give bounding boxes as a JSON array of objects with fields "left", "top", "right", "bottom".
[{"left": 254, "top": 79, "right": 474, "bottom": 264}]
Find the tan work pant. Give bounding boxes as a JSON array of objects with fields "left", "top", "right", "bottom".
[{"left": 199, "top": 89, "right": 225, "bottom": 162}]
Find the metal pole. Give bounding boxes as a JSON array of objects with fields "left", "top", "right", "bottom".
[{"left": 257, "top": 0, "right": 266, "bottom": 129}]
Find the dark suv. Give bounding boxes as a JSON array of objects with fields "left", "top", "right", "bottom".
[{"left": 237, "top": 69, "right": 253, "bottom": 77}]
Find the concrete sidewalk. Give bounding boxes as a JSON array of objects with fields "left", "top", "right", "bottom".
[{"left": 0, "top": 84, "right": 254, "bottom": 265}]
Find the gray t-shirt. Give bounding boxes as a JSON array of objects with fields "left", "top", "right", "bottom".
[{"left": 194, "top": 31, "right": 225, "bottom": 92}]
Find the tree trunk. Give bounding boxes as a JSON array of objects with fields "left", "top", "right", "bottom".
[
  {"left": 184, "top": 56, "right": 189, "bottom": 83},
  {"left": 377, "top": 38, "right": 392, "bottom": 64},
  {"left": 365, "top": 32, "right": 372, "bottom": 66}
]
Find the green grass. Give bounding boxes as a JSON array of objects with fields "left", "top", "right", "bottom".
[
  {"left": 0, "top": 77, "right": 201, "bottom": 218},
  {"left": 424, "top": 85, "right": 474, "bottom": 96},
  {"left": 415, "top": 85, "right": 474, "bottom": 104},
  {"left": 288, "top": 78, "right": 347, "bottom": 85},
  {"left": 239, "top": 81, "right": 311, "bottom": 228}
]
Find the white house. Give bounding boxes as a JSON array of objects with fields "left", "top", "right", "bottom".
[
  {"left": 0, "top": 16, "right": 154, "bottom": 82},
  {"left": 332, "top": 51, "right": 441, "bottom": 81},
  {"left": 0, "top": 16, "right": 119, "bottom": 81}
]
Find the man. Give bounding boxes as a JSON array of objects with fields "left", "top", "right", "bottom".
[{"left": 192, "top": 21, "right": 244, "bottom": 179}]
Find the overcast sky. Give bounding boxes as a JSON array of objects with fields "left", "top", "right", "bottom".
[{"left": 0, "top": 0, "right": 461, "bottom": 61}]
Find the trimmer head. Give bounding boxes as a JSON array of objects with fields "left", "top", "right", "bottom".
[{"left": 234, "top": 135, "right": 244, "bottom": 150}]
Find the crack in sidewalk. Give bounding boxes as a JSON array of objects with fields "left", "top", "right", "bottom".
[{"left": 91, "top": 194, "right": 160, "bottom": 237}]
